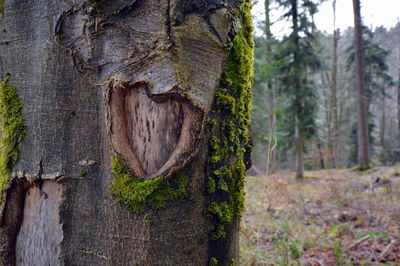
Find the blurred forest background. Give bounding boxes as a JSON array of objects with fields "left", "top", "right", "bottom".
[
  {"left": 241, "top": 0, "right": 400, "bottom": 264},
  {"left": 250, "top": 0, "right": 400, "bottom": 174}
]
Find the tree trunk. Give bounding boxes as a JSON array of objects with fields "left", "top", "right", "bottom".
[
  {"left": 316, "top": 137, "right": 325, "bottom": 169},
  {"left": 291, "top": 0, "right": 304, "bottom": 179},
  {"left": 330, "top": 0, "right": 339, "bottom": 168},
  {"left": 0, "top": 0, "right": 254, "bottom": 265},
  {"left": 380, "top": 82, "right": 386, "bottom": 165},
  {"left": 295, "top": 115, "right": 304, "bottom": 179},
  {"left": 398, "top": 36, "right": 400, "bottom": 142},
  {"left": 352, "top": 0, "right": 370, "bottom": 169},
  {"left": 380, "top": 81, "right": 386, "bottom": 146},
  {"left": 264, "top": 0, "right": 275, "bottom": 176}
]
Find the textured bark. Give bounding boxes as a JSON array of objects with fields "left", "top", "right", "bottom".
[
  {"left": 352, "top": 0, "right": 370, "bottom": 168},
  {"left": 0, "top": 0, "right": 250, "bottom": 265}
]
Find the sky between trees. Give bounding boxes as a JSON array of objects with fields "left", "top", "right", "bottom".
[{"left": 252, "top": 0, "right": 400, "bottom": 36}]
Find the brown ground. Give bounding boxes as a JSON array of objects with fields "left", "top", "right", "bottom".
[{"left": 240, "top": 165, "right": 400, "bottom": 265}]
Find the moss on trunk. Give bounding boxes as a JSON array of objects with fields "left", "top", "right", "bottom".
[
  {"left": 0, "top": 0, "right": 4, "bottom": 19},
  {"left": 205, "top": 0, "right": 254, "bottom": 262},
  {"left": 110, "top": 157, "right": 189, "bottom": 212},
  {"left": 0, "top": 77, "right": 26, "bottom": 204}
]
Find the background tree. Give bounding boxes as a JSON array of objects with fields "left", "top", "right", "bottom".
[
  {"left": 352, "top": 0, "right": 370, "bottom": 169},
  {"left": 264, "top": 0, "right": 276, "bottom": 176},
  {"left": 346, "top": 27, "right": 393, "bottom": 165},
  {"left": 329, "top": 0, "right": 339, "bottom": 168},
  {"left": 0, "top": 0, "right": 253, "bottom": 264},
  {"left": 274, "top": 0, "right": 321, "bottom": 178}
]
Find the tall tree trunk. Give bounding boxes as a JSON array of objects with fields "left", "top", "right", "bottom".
[
  {"left": 291, "top": 0, "right": 304, "bottom": 179},
  {"left": 330, "top": 0, "right": 339, "bottom": 168},
  {"left": 398, "top": 36, "right": 400, "bottom": 142},
  {"left": 0, "top": 0, "right": 254, "bottom": 265},
  {"left": 264, "top": 0, "right": 275, "bottom": 176},
  {"left": 380, "top": 82, "right": 386, "bottom": 165},
  {"left": 352, "top": 0, "right": 370, "bottom": 169}
]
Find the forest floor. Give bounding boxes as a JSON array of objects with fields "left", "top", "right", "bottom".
[{"left": 240, "top": 165, "right": 400, "bottom": 265}]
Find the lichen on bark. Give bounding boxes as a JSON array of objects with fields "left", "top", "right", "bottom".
[
  {"left": 205, "top": 0, "right": 254, "bottom": 245},
  {"left": 110, "top": 157, "right": 189, "bottom": 212},
  {"left": 0, "top": 77, "right": 26, "bottom": 204}
]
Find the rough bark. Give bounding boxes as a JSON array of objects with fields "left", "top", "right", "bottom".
[
  {"left": 352, "top": 0, "right": 370, "bottom": 168},
  {"left": 0, "top": 0, "right": 253, "bottom": 265}
]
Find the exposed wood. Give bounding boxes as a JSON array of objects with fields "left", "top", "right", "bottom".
[
  {"left": 106, "top": 81, "right": 203, "bottom": 179},
  {"left": 124, "top": 85, "right": 183, "bottom": 176},
  {"left": 15, "top": 181, "right": 64, "bottom": 265}
]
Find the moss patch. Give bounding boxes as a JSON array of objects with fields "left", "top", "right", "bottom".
[
  {"left": 110, "top": 157, "right": 189, "bottom": 212},
  {"left": 352, "top": 163, "right": 373, "bottom": 171},
  {"left": 0, "top": 77, "right": 26, "bottom": 203},
  {"left": 88, "top": 0, "right": 108, "bottom": 8},
  {"left": 205, "top": 0, "right": 253, "bottom": 243},
  {"left": 0, "top": 0, "right": 4, "bottom": 19},
  {"left": 209, "top": 257, "right": 219, "bottom": 266}
]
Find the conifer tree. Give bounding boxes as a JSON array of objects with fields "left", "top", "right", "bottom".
[{"left": 274, "top": 0, "right": 321, "bottom": 178}]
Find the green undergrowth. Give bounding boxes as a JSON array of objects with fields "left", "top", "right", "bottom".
[
  {"left": 110, "top": 157, "right": 189, "bottom": 212},
  {"left": 205, "top": 0, "right": 254, "bottom": 255},
  {"left": 0, "top": 77, "right": 26, "bottom": 204}
]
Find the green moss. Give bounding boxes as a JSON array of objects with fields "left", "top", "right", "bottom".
[
  {"left": 208, "top": 119, "right": 217, "bottom": 129},
  {"left": 304, "top": 175, "right": 319, "bottom": 179},
  {"left": 110, "top": 157, "right": 189, "bottom": 212},
  {"left": 207, "top": 177, "right": 216, "bottom": 193},
  {"left": 0, "top": 0, "right": 4, "bottom": 19},
  {"left": 217, "top": 178, "right": 229, "bottom": 192},
  {"left": 210, "top": 224, "right": 226, "bottom": 240},
  {"left": 352, "top": 163, "right": 373, "bottom": 171},
  {"left": 0, "top": 77, "right": 26, "bottom": 203},
  {"left": 78, "top": 171, "right": 87, "bottom": 177},
  {"left": 229, "top": 258, "right": 236, "bottom": 266},
  {"left": 209, "top": 257, "right": 219, "bottom": 266},
  {"left": 89, "top": 0, "right": 108, "bottom": 7},
  {"left": 205, "top": 0, "right": 253, "bottom": 242}
]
